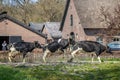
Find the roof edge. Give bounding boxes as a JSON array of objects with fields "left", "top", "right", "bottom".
[
  {"left": 0, "top": 13, "right": 47, "bottom": 39},
  {"left": 59, "top": 0, "right": 70, "bottom": 31}
]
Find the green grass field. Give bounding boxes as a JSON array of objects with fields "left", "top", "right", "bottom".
[{"left": 0, "top": 62, "right": 120, "bottom": 80}]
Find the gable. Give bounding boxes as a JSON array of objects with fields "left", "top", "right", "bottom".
[{"left": 60, "top": 0, "right": 86, "bottom": 41}]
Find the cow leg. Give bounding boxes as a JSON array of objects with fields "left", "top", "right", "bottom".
[
  {"left": 95, "top": 51, "right": 102, "bottom": 63},
  {"left": 69, "top": 45, "right": 73, "bottom": 52},
  {"left": 8, "top": 52, "right": 12, "bottom": 62},
  {"left": 91, "top": 53, "right": 101, "bottom": 63},
  {"left": 68, "top": 48, "right": 81, "bottom": 62},
  {"left": 91, "top": 53, "right": 94, "bottom": 63},
  {"left": 71, "top": 48, "right": 82, "bottom": 58},
  {"left": 43, "top": 49, "right": 50, "bottom": 63},
  {"left": 92, "top": 57, "right": 94, "bottom": 63},
  {"left": 97, "top": 56, "right": 101, "bottom": 63},
  {"left": 63, "top": 49, "right": 66, "bottom": 58},
  {"left": 23, "top": 53, "right": 26, "bottom": 63}
]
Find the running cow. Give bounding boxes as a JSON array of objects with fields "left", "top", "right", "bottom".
[
  {"left": 8, "top": 41, "right": 42, "bottom": 63},
  {"left": 68, "top": 41, "right": 109, "bottom": 63},
  {"left": 42, "top": 38, "right": 70, "bottom": 63}
]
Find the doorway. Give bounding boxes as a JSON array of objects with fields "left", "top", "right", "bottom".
[
  {"left": 0, "top": 36, "right": 9, "bottom": 50},
  {"left": 0, "top": 36, "right": 22, "bottom": 50}
]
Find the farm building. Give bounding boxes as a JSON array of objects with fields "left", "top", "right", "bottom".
[
  {"left": 0, "top": 12, "right": 47, "bottom": 50},
  {"left": 29, "top": 22, "right": 62, "bottom": 43},
  {"left": 60, "top": 0, "right": 120, "bottom": 44}
]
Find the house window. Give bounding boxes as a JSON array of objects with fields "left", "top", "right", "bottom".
[
  {"left": 70, "top": 15, "right": 73, "bottom": 26},
  {"left": 69, "top": 32, "right": 75, "bottom": 41},
  {"left": 113, "top": 38, "right": 120, "bottom": 41},
  {"left": 96, "top": 37, "right": 103, "bottom": 44}
]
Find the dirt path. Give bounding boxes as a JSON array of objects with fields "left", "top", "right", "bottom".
[{"left": 0, "top": 61, "right": 120, "bottom": 67}]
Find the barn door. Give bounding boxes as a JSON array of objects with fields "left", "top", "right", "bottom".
[
  {"left": 9, "top": 36, "right": 22, "bottom": 43},
  {"left": 70, "top": 32, "right": 75, "bottom": 41},
  {"left": 0, "top": 36, "right": 9, "bottom": 50}
]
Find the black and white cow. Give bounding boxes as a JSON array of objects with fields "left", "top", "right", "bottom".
[
  {"left": 42, "top": 38, "right": 70, "bottom": 63},
  {"left": 68, "top": 41, "right": 109, "bottom": 63},
  {"left": 8, "top": 41, "right": 41, "bottom": 63}
]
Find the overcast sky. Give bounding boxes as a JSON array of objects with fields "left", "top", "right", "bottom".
[
  {"left": 31, "top": 0, "right": 38, "bottom": 3},
  {"left": 2, "top": 0, "right": 38, "bottom": 5}
]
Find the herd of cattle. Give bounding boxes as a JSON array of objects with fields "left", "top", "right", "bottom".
[{"left": 6, "top": 38, "right": 112, "bottom": 63}]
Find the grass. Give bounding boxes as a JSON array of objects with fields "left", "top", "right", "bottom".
[{"left": 0, "top": 62, "right": 120, "bottom": 80}]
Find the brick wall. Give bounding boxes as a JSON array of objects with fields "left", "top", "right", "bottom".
[
  {"left": 62, "top": 0, "right": 87, "bottom": 41},
  {"left": 0, "top": 19, "right": 46, "bottom": 44}
]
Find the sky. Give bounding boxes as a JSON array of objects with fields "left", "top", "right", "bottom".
[
  {"left": 2, "top": 0, "right": 38, "bottom": 6},
  {"left": 31, "top": 0, "right": 38, "bottom": 3}
]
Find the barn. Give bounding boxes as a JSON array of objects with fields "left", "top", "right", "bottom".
[
  {"left": 60, "top": 0, "right": 120, "bottom": 44},
  {"left": 0, "top": 12, "right": 47, "bottom": 50}
]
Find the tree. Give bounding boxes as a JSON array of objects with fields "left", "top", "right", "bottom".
[
  {"left": 13, "top": 0, "right": 36, "bottom": 24},
  {"left": 0, "top": 0, "right": 65, "bottom": 24},
  {"left": 99, "top": 4, "right": 120, "bottom": 42},
  {"left": 0, "top": 0, "right": 35, "bottom": 24},
  {"left": 36, "top": 0, "right": 65, "bottom": 22}
]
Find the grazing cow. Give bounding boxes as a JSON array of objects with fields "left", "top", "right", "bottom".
[
  {"left": 42, "top": 38, "right": 70, "bottom": 63},
  {"left": 68, "top": 41, "right": 108, "bottom": 63},
  {"left": 8, "top": 41, "right": 41, "bottom": 63}
]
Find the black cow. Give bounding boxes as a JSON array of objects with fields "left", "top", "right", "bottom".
[
  {"left": 42, "top": 38, "right": 70, "bottom": 63},
  {"left": 8, "top": 41, "right": 41, "bottom": 63},
  {"left": 68, "top": 41, "right": 109, "bottom": 63}
]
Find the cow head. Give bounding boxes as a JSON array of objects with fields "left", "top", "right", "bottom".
[{"left": 34, "top": 41, "right": 42, "bottom": 48}]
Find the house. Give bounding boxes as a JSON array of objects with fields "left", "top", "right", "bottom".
[
  {"left": 60, "top": 0, "right": 119, "bottom": 44},
  {"left": 0, "top": 12, "right": 47, "bottom": 50},
  {"left": 29, "top": 22, "right": 62, "bottom": 43}
]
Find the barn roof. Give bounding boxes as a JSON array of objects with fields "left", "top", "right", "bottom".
[
  {"left": 29, "top": 22, "right": 44, "bottom": 33},
  {"left": 45, "top": 22, "right": 62, "bottom": 38},
  {"left": 29, "top": 22, "right": 62, "bottom": 39},
  {"left": 60, "top": 0, "right": 118, "bottom": 30},
  {"left": 0, "top": 12, "right": 47, "bottom": 39},
  {"left": 60, "top": 0, "right": 70, "bottom": 31}
]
